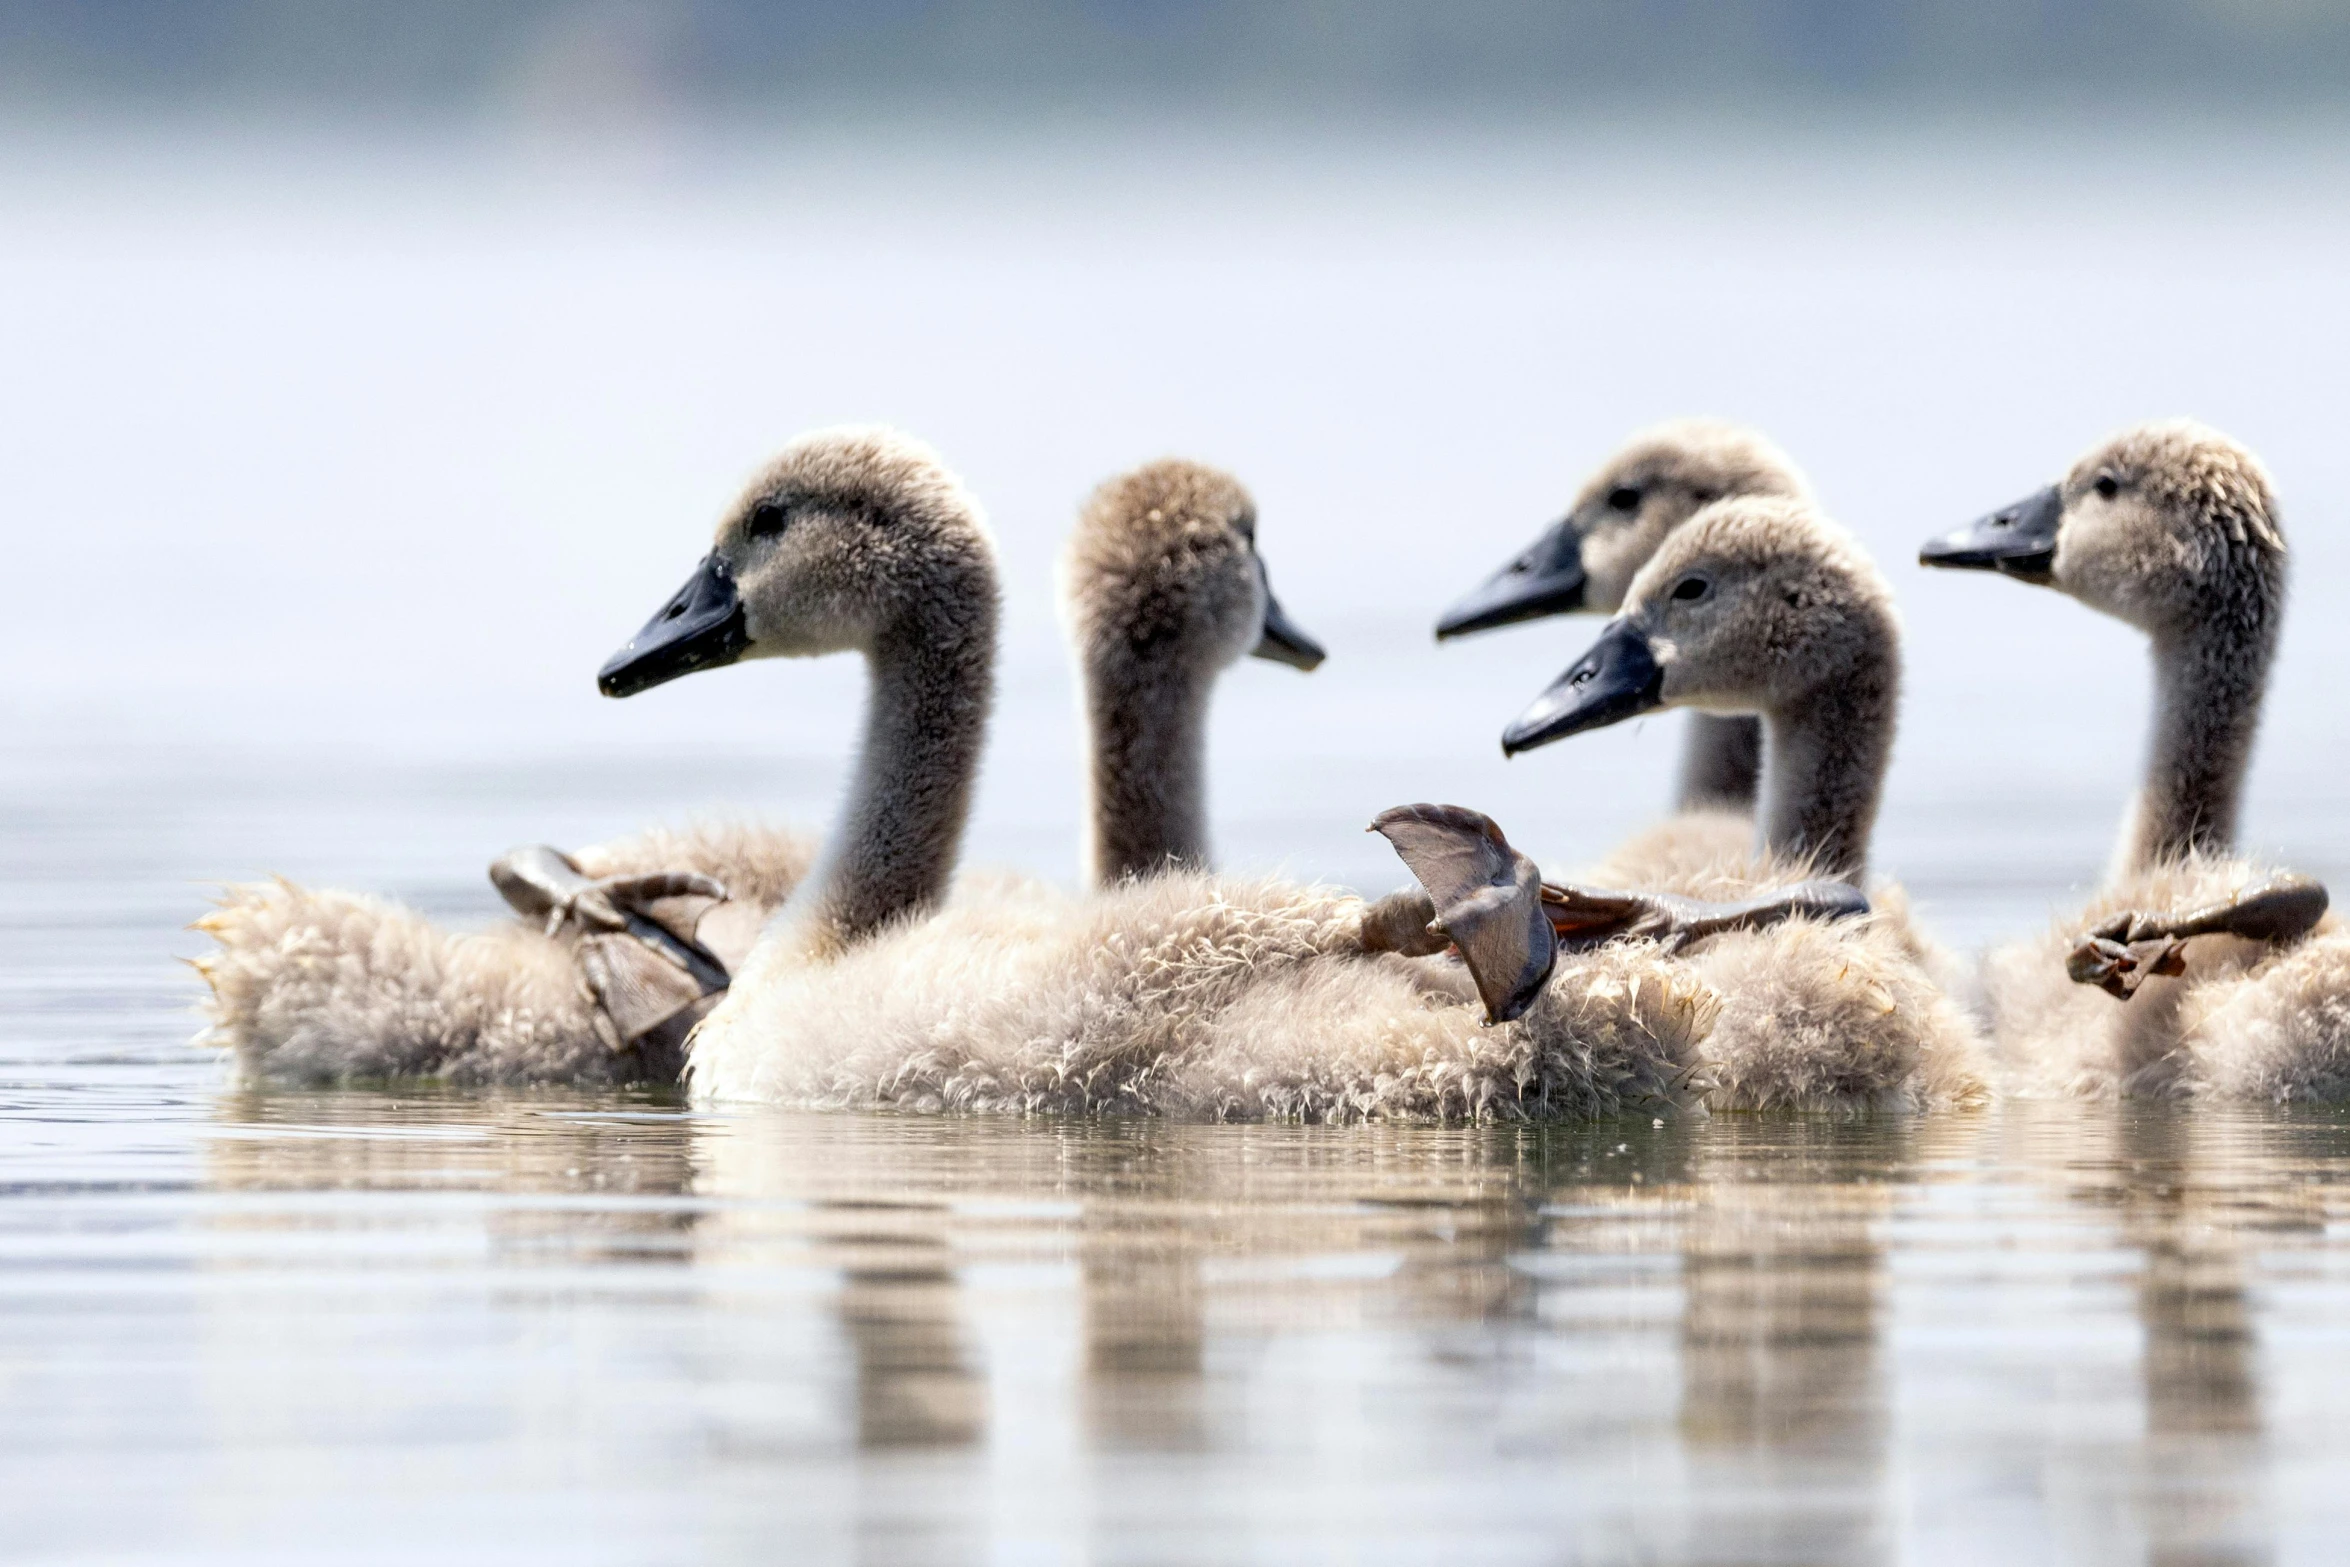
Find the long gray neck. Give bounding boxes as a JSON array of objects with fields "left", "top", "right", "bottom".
[
  {"left": 2122, "top": 618, "right": 2271, "bottom": 872},
  {"left": 1675, "top": 714, "right": 1763, "bottom": 814},
  {"left": 1758, "top": 658, "right": 1896, "bottom": 885},
  {"left": 1085, "top": 644, "right": 1214, "bottom": 885},
  {"left": 802, "top": 592, "right": 998, "bottom": 950}
]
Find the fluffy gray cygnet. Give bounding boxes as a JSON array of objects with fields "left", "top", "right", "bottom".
[{"left": 1923, "top": 419, "right": 2350, "bottom": 1101}]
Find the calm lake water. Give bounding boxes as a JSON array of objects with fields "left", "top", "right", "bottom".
[{"left": 9, "top": 119, "right": 2350, "bottom": 1562}]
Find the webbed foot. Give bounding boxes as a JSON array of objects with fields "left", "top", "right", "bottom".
[
  {"left": 489, "top": 845, "right": 733, "bottom": 1047},
  {"left": 489, "top": 845, "right": 725, "bottom": 941},
  {"left": 2064, "top": 874, "right": 2328, "bottom": 1001},
  {"left": 1369, "top": 805, "right": 1556, "bottom": 1025},
  {"left": 2066, "top": 927, "right": 2188, "bottom": 999},
  {"left": 1369, "top": 804, "right": 1871, "bottom": 1026}
]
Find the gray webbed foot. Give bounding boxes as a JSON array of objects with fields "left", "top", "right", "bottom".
[
  {"left": 1370, "top": 804, "right": 1872, "bottom": 1027},
  {"left": 489, "top": 845, "right": 725, "bottom": 941},
  {"left": 1369, "top": 805, "right": 1556, "bottom": 1025},
  {"left": 488, "top": 845, "right": 733, "bottom": 1048},
  {"left": 2066, "top": 873, "right": 2329, "bottom": 1001},
  {"left": 2065, "top": 929, "right": 2188, "bottom": 1000}
]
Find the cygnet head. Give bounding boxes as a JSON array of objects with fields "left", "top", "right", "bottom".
[
  {"left": 599, "top": 425, "right": 997, "bottom": 697},
  {"left": 1918, "top": 418, "right": 2285, "bottom": 641},
  {"left": 1504, "top": 496, "right": 1897, "bottom": 753},
  {"left": 1063, "top": 458, "right": 1323, "bottom": 886},
  {"left": 1061, "top": 458, "right": 1324, "bottom": 682},
  {"left": 1436, "top": 419, "right": 1811, "bottom": 639}
]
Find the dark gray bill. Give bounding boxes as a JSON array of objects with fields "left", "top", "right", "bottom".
[
  {"left": 1918, "top": 483, "right": 2062, "bottom": 583},
  {"left": 1501, "top": 618, "right": 1665, "bottom": 755},
  {"left": 1250, "top": 559, "right": 1326, "bottom": 671},
  {"left": 598, "top": 554, "right": 751, "bottom": 698},
  {"left": 1435, "top": 517, "right": 1586, "bottom": 640}
]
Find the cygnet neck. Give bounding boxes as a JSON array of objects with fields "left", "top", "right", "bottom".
[
  {"left": 1757, "top": 653, "right": 1896, "bottom": 884},
  {"left": 1083, "top": 632, "right": 1216, "bottom": 884},
  {"left": 801, "top": 588, "right": 998, "bottom": 950},
  {"left": 1675, "top": 714, "right": 1763, "bottom": 813},
  {"left": 2124, "top": 613, "right": 2272, "bottom": 872}
]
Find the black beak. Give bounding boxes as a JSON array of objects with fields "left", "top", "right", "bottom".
[
  {"left": 1501, "top": 618, "right": 1665, "bottom": 756},
  {"left": 598, "top": 554, "right": 751, "bottom": 699},
  {"left": 1250, "top": 558, "right": 1326, "bottom": 672},
  {"left": 1435, "top": 517, "right": 1586, "bottom": 640},
  {"left": 1919, "top": 483, "right": 2062, "bottom": 584}
]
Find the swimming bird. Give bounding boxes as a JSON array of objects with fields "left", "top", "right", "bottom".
[
  {"left": 193, "top": 442, "right": 1323, "bottom": 1089},
  {"left": 1920, "top": 419, "right": 2346, "bottom": 1100},
  {"left": 610, "top": 428, "right": 1731, "bottom": 1121},
  {"left": 1062, "top": 457, "right": 1324, "bottom": 886},
  {"left": 1436, "top": 420, "right": 1812, "bottom": 881},
  {"left": 1499, "top": 494, "right": 1992, "bottom": 1110}
]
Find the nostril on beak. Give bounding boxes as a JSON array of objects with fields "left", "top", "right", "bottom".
[{"left": 664, "top": 601, "right": 686, "bottom": 620}]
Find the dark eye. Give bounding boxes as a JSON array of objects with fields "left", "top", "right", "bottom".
[
  {"left": 1671, "top": 576, "right": 1710, "bottom": 602},
  {"left": 2094, "top": 474, "right": 2119, "bottom": 500},
  {"left": 1607, "top": 486, "right": 1642, "bottom": 513},
  {"left": 746, "top": 501, "right": 791, "bottom": 538}
]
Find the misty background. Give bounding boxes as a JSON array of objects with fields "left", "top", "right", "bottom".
[
  {"left": 4, "top": 0, "right": 2348, "bottom": 949},
  {"left": 9, "top": 1, "right": 2350, "bottom": 118}
]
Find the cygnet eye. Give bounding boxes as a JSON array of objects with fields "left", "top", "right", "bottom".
[
  {"left": 1670, "top": 575, "right": 1711, "bottom": 603},
  {"left": 2093, "top": 474, "right": 2120, "bottom": 500},
  {"left": 1607, "top": 486, "right": 1642, "bottom": 513},
  {"left": 745, "top": 500, "right": 792, "bottom": 539}
]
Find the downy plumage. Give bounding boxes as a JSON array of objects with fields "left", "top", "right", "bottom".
[
  {"left": 1501, "top": 494, "right": 1992, "bottom": 1110},
  {"left": 610, "top": 428, "right": 1717, "bottom": 1121},
  {"left": 194, "top": 442, "right": 1323, "bottom": 1089},
  {"left": 1921, "top": 419, "right": 2350, "bottom": 1100}
]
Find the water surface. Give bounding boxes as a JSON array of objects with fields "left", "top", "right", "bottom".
[
  {"left": 10, "top": 123, "right": 2350, "bottom": 1564},
  {"left": 16, "top": 1063, "right": 2350, "bottom": 1562}
]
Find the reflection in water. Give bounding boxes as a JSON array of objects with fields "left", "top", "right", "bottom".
[
  {"left": 2004, "top": 1104, "right": 2332, "bottom": 1567},
  {"left": 22, "top": 1093, "right": 2332, "bottom": 1560},
  {"left": 1675, "top": 1123, "right": 1903, "bottom": 1565},
  {"left": 2114, "top": 1112, "right": 2294, "bottom": 1567},
  {"left": 2124, "top": 1115, "right": 2261, "bottom": 1441},
  {"left": 204, "top": 1085, "right": 707, "bottom": 1270},
  {"left": 833, "top": 1219, "right": 987, "bottom": 1450},
  {"left": 1078, "top": 1211, "right": 1206, "bottom": 1452}
]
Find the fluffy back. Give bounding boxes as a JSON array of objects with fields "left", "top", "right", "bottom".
[{"left": 685, "top": 869, "right": 1716, "bottom": 1123}]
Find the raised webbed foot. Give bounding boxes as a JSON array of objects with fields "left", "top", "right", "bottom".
[
  {"left": 489, "top": 845, "right": 725, "bottom": 941},
  {"left": 2066, "top": 926, "right": 2188, "bottom": 999},
  {"left": 1371, "top": 804, "right": 1874, "bottom": 1026},
  {"left": 489, "top": 845, "right": 733, "bottom": 1049},
  {"left": 2065, "top": 874, "right": 2329, "bottom": 1002},
  {"left": 1369, "top": 805, "right": 1556, "bottom": 1025}
]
